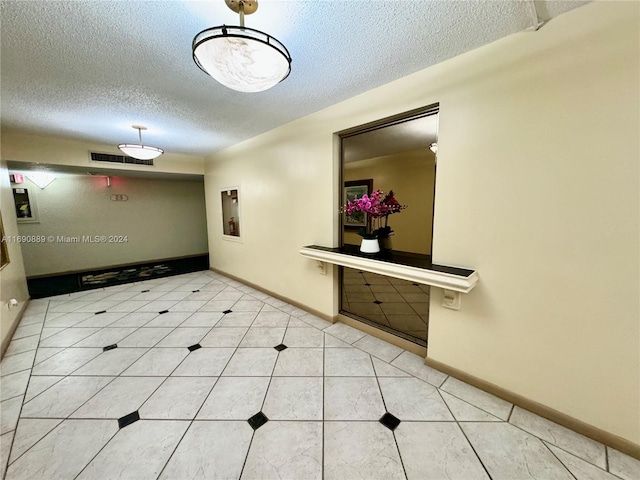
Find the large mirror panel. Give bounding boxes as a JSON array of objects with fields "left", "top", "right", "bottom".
[{"left": 340, "top": 108, "right": 438, "bottom": 346}]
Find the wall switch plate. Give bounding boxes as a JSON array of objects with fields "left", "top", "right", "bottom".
[{"left": 442, "top": 289, "right": 461, "bottom": 310}]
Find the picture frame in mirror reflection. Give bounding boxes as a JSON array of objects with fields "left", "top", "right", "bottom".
[
  {"left": 344, "top": 179, "right": 372, "bottom": 229},
  {"left": 220, "top": 187, "right": 241, "bottom": 240}
]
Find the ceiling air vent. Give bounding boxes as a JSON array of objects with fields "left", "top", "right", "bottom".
[{"left": 90, "top": 152, "right": 154, "bottom": 166}]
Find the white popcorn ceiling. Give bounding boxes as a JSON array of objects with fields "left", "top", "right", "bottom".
[{"left": 0, "top": 0, "right": 588, "bottom": 157}]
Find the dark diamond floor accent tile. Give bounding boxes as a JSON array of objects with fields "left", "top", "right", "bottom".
[
  {"left": 412, "top": 283, "right": 420, "bottom": 286},
  {"left": 373, "top": 300, "right": 383, "bottom": 304},
  {"left": 223, "top": 310, "right": 233, "bottom": 314},
  {"left": 103, "top": 344, "right": 117, "bottom": 352},
  {"left": 192, "top": 290, "right": 200, "bottom": 293},
  {"left": 364, "top": 283, "right": 372, "bottom": 286},
  {"left": 141, "top": 289, "right": 150, "bottom": 293},
  {"left": 159, "top": 310, "right": 169, "bottom": 314},
  {"left": 95, "top": 310, "right": 107, "bottom": 315},
  {"left": 247, "top": 412, "right": 269, "bottom": 430},
  {"left": 118, "top": 411, "right": 140, "bottom": 429},
  {"left": 188, "top": 344, "right": 202, "bottom": 352},
  {"left": 274, "top": 344, "right": 288, "bottom": 352},
  {"left": 379, "top": 412, "right": 401, "bottom": 431}
]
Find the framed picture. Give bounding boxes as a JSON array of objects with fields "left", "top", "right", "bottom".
[{"left": 344, "top": 179, "right": 372, "bottom": 229}]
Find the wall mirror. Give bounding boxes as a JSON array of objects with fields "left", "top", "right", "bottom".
[
  {"left": 339, "top": 105, "right": 439, "bottom": 347},
  {"left": 221, "top": 188, "right": 241, "bottom": 239}
]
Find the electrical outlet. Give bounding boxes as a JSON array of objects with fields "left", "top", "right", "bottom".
[{"left": 442, "top": 289, "right": 461, "bottom": 310}]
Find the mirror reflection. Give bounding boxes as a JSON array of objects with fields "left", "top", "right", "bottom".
[{"left": 340, "top": 111, "right": 438, "bottom": 346}]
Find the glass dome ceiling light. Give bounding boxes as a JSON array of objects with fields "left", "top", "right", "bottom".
[
  {"left": 192, "top": 0, "right": 292, "bottom": 93},
  {"left": 118, "top": 125, "right": 164, "bottom": 160}
]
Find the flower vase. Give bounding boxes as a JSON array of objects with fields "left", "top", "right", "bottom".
[{"left": 360, "top": 238, "right": 380, "bottom": 254}]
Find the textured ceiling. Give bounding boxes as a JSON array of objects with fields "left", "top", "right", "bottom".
[{"left": 0, "top": 0, "right": 588, "bottom": 157}]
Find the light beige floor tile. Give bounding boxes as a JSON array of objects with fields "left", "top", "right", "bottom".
[
  {"left": 199, "top": 327, "right": 248, "bottom": 347},
  {"left": 32, "top": 348, "right": 103, "bottom": 376},
  {"left": 324, "top": 348, "right": 375, "bottom": 376},
  {"left": 71, "top": 348, "right": 148, "bottom": 376},
  {"left": 122, "top": 348, "right": 189, "bottom": 376},
  {"left": 77, "top": 420, "right": 188, "bottom": 480},
  {"left": 353, "top": 334, "right": 404, "bottom": 363},
  {"left": 324, "top": 422, "right": 405, "bottom": 480},
  {"left": 196, "top": 377, "right": 270, "bottom": 419},
  {"left": 23, "top": 376, "right": 64, "bottom": 402},
  {"left": 5, "top": 420, "right": 117, "bottom": 480},
  {"left": 171, "top": 348, "right": 235, "bottom": 376},
  {"left": 252, "top": 311, "right": 290, "bottom": 327},
  {"left": 139, "top": 377, "right": 216, "bottom": 419},
  {"left": 0, "top": 371, "right": 31, "bottom": 401},
  {"left": 73, "top": 328, "right": 137, "bottom": 347},
  {"left": 238, "top": 327, "right": 286, "bottom": 347},
  {"left": 324, "top": 377, "right": 385, "bottom": 421},
  {"left": 510, "top": 406, "right": 606, "bottom": 468},
  {"left": 390, "top": 351, "right": 448, "bottom": 387},
  {"left": 460, "top": 422, "right": 574, "bottom": 480},
  {"left": 282, "top": 327, "right": 324, "bottom": 347},
  {"left": 243, "top": 421, "right": 322, "bottom": 480},
  {"left": 547, "top": 444, "right": 619, "bottom": 480},
  {"left": 117, "top": 327, "right": 173, "bottom": 347},
  {"left": 441, "top": 377, "right": 512, "bottom": 420},
  {"left": 1, "top": 396, "right": 23, "bottom": 434},
  {"left": 21, "top": 377, "right": 113, "bottom": 418},
  {"left": 222, "top": 348, "right": 278, "bottom": 376},
  {"left": 323, "top": 323, "right": 366, "bottom": 344},
  {"left": 272, "top": 348, "right": 323, "bottom": 376},
  {"left": 0, "top": 350, "right": 36, "bottom": 376},
  {"left": 179, "top": 311, "right": 223, "bottom": 327},
  {"left": 379, "top": 377, "right": 453, "bottom": 420},
  {"left": 263, "top": 377, "right": 323, "bottom": 420},
  {"left": 607, "top": 447, "right": 640, "bottom": 480},
  {"left": 158, "top": 421, "right": 253, "bottom": 480},
  {"left": 71, "top": 376, "right": 163, "bottom": 419},
  {"left": 8, "top": 418, "right": 62, "bottom": 464},
  {"left": 395, "top": 422, "right": 489, "bottom": 480},
  {"left": 154, "top": 327, "right": 210, "bottom": 348},
  {"left": 440, "top": 391, "right": 502, "bottom": 421}
]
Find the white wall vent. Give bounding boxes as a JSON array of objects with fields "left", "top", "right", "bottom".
[{"left": 90, "top": 152, "right": 154, "bottom": 166}]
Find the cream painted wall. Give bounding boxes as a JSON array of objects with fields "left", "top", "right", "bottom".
[
  {"left": 13, "top": 174, "right": 208, "bottom": 276},
  {"left": 205, "top": 2, "right": 639, "bottom": 444},
  {"left": 344, "top": 148, "right": 435, "bottom": 254},
  {"left": 1, "top": 130, "right": 204, "bottom": 175},
  {"left": 0, "top": 160, "right": 30, "bottom": 354}
]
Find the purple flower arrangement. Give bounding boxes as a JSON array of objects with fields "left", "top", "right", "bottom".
[{"left": 342, "top": 189, "right": 407, "bottom": 239}]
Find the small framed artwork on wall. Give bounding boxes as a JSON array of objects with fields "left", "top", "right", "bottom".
[{"left": 344, "top": 179, "right": 372, "bottom": 230}]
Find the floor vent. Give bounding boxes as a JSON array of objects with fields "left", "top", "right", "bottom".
[{"left": 90, "top": 152, "right": 154, "bottom": 166}]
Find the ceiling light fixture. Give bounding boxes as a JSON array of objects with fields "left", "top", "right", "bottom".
[
  {"left": 430, "top": 142, "right": 438, "bottom": 154},
  {"left": 118, "top": 125, "right": 164, "bottom": 160},
  {"left": 192, "top": 0, "right": 292, "bottom": 93}
]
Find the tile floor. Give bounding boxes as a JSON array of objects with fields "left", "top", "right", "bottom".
[
  {"left": 1, "top": 270, "right": 638, "bottom": 480},
  {"left": 342, "top": 267, "right": 429, "bottom": 344}
]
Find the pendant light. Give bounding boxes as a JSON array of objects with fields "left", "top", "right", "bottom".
[
  {"left": 118, "top": 125, "right": 164, "bottom": 160},
  {"left": 192, "top": 0, "right": 292, "bottom": 93}
]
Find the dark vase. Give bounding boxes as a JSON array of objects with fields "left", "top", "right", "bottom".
[{"left": 379, "top": 236, "right": 392, "bottom": 251}]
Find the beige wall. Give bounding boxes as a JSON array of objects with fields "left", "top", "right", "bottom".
[
  {"left": 205, "top": 2, "right": 639, "bottom": 444},
  {"left": 12, "top": 173, "right": 208, "bottom": 276},
  {"left": 0, "top": 160, "right": 30, "bottom": 355},
  {"left": 344, "top": 148, "right": 435, "bottom": 254},
  {"left": 1, "top": 130, "right": 205, "bottom": 175}
]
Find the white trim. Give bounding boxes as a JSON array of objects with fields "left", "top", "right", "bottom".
[{"left": 299, "top": 246, "right": 478, "bottom": 293}]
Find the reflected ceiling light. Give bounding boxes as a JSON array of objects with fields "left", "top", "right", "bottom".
[
  {"left": 26, "top": 172, "right": 56, "bottom": 189},
  {"left": 192, "top": 0, "right": 292, "bottom": 93},
  {"left": 118, "top": 125, "right": 164, "bottom": 160}
]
